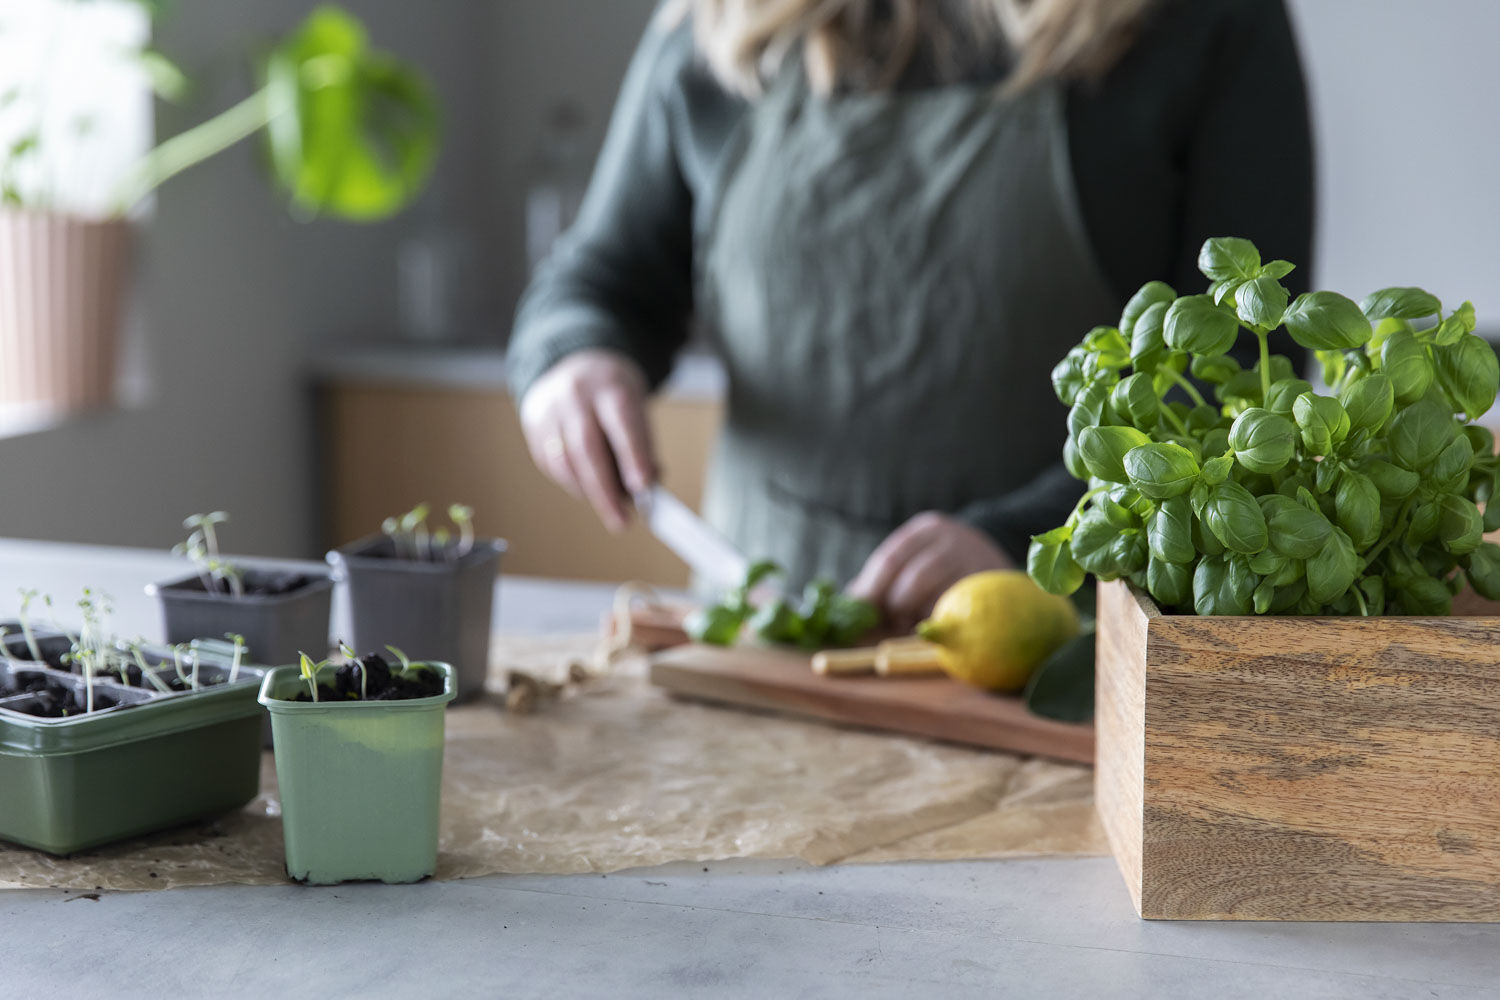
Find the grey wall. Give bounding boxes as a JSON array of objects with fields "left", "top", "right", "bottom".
[
  {"left": 0, "top": 0, "right": 493, "bottom": 558},
  {"left": 1287, "top": 0, "right": 1500, "bottom": 324}
]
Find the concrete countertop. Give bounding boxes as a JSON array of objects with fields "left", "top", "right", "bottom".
[
  {"left": 307, "top": 341, "right": 727, "bottom": 403},
  {"left": 2, "top": 538, "right": 1498, "bottom": 1000}
]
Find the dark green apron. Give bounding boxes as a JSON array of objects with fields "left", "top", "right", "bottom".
[{"left": 698, "top": 66, "right": 1120, "bottom": 589}]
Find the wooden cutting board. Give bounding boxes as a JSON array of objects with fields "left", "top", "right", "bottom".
[{"left": 650, "top": 644, "right": 1095, "bottom": 765}]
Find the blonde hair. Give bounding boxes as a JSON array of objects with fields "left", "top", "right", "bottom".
[{"left": 662, "top": 0, "right": 1155, "bottom": 96}]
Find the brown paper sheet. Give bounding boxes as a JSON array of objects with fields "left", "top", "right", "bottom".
[{"left": 0, "top": 635, "right": 1104, "bottom": 891}]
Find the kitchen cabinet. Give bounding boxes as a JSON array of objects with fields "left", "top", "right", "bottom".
[{"left": 318, "top": 365, "right": 721, "bottom": 587}]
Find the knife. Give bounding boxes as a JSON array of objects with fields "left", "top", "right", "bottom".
[{"left": 634, "top": 485, "right": 750, "bottom": 591}]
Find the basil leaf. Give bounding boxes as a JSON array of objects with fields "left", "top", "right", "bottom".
[
  {"left": 1284, "top": 291, "right": 1373, "bottom": 351},
  {"left": 1306, "top": 526, "right": 1359, "bottom": 605},
  {"left": 1050, "top": 349, "right": 1088, "bottom": 406},
  {"left": 1292, "top": 393, "right": 1348, "bottom": 457},
  {"left": 1123, "top": 442, "right": 1200, "bottom": 499},
  {"left": 1029, "top": 528, "right": 1086, "bottom": 596},
  {"left": 1068, "top": 380, "right": 1112, "bottom": 439},
  {"left": 1432, "top": 333, "right": 1499, "bottom": 421},
  {"left": 1193, "top": 553, "right": 1255, "bottom": 615},
  {"left": 1147, "top": 557, "right": 1194, "bottom": 607},
  {"left": 1431, "top": 436, "right": 1474, "bottom": 495},
  {"left": 1391, "top": 575, "right": 1452, "bottom": 616},
  {"left": 1106, "top": 532, "right": 1149, "bottom": 578},
  {"left": 685, "top": 604, "right": 747, "bottom": 647},
  {"left": 1463, "top": 542, "right": 1500, "bottom": 600},
  {"left": 1438, "top": 494, "right": 1484, "bottom": 555},
  {"left": 1259, "top": 493, "right": 1332, "bottom": 560},
  {"left": 1236, "top": 275, "right": 1289, "bottom": 331},
  {"left": 1339, "top": 373, "right": 1395, "bottom": 432},
  {"left": 1381, "top": 329, "right": 1435, "bottom": 404},
  {"left": 1334, "top": 470, "right": 1381, "bottom": 549},
  {"left": 1261, "top": 260, "right": 1296, "bottom": 280},
  {"left": 1023, "top": 631, "right": 1096, "bottom": 723},
  {"left": 1147, "top": 495, "right": 1197, "bottom": 564},
  {"left": 1083, "top": 326, "right": 1132, "bottom": 370},
  {"left": 1165, "top": 295, "right": 1241, "bottom": 357},
  {"left": 1228, "top": 408, "right": 1298, "bottom": 475},
  {"left": 1120, "top": 281, "right": 1176, "bottom": 340},
  {"left": 1189, "top": 353, "right": 1241, "bottom": 385},
  {"left": 750, "top": 598, "right": 804, "bottom": 646},
  {"left": 1129, "top": 301, "right": 1171, "bottom": 372},
  {"left": 1361, "top": 458, "right": 1420, "bottom": 501},
  {"left": 1198, "top": 237, "right": 1262, "bottom": 283},
  {"left": 1203, "top": 481, "right": 1269, "bottom": 554},
  {"left": 1070, "top": 512, "right": 1119, "bottom": 576},
  {"left": 1265, "top": 378, "right": 1315, "bottom": 416},
  {"left": 1077, "top": 425, "right": 1152, "bottom": 484},
  {"left": 1360, "top": 287, "right": 1441, "bottom": 322},
  {"left": 1110, "top": 373, "right": 1161, "bottom": 428},
  {"left": 1389, "top": 398, "right": 1457, "bottom": 471}
]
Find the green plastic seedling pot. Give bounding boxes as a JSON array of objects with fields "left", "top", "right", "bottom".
[
  {"left": 259, "top": 662, "right": 456, "bottom": 885},
  {"left": 0, "top": 659, "right": 265, "bottom": 855}
]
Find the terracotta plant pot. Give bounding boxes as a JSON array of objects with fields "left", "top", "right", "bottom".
[{"left": 0, "top": 208, "right": 133, "bottom": 415}]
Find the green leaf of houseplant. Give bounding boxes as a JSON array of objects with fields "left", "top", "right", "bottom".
[
  {"left": 1123, "top": 442, "right": 1199, "bottom": 499},
  {"left": 1198, "top": 237, "right": 1262, "bottom": 283},
  {"left": 1028, "top": 527, "right": 1086, "bottom": 597},
  {"left": 1120, "top": 282, "right": 1176, "bottom": 340},
  {"left": 1432, "top": 334, "right": 1500, "bottom": 421},
  {"left": 1360, "top": 287, "right": 1441, "bottom": 322},
  {"left": 1339, "top": 373, "right": 1395, "bottom": 432},
  {"left": 1164, "top": 295, "right": 1241, "bottom": 357},
  {"left": 1306, "top": 526, "right": 1359, "bottom": 605},
  {"left": 1077, "top": 425, "right": 1151, "bottom": 484},
  {"left": 1283, "top": 291, "right": 1373, "bottom": 351},
  {"left": 1228, "top": 408, "right": 1297, "bottom": 475},
  {"left": 1147, "top": 496, "right": 1197, "bottom": 565},
  {"left": 1258, "top": 494, "right": 1332, "bottom": 560},
  {"left": 267, "top": 7, "right": 441, "bottom": 221},
  {"left": 1388, "top": 398, "right": 1458, "bottom": 471},
  {"left": 1202, "top": 481, "right": 1269, "bottom": 554},
  {"left": 1235, "top": 275, "right": 1289, "bottom": 331},
  {"left": 1193, "top": 554, "right": 1255, "bottom": 615},
  {"left": 1381, "top": 329, "right": 1436, "bottom": 405}
]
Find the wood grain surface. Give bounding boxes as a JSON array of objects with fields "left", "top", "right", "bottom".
[
  {"left": 651, "top": 644, "right": 1095, "bottom": 765},
  {"left": 1097, "top": 579, "right": 1500, "bottom": 921}
]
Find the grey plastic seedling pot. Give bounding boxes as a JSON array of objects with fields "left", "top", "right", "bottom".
[
  {"left": 0, "top": 645, "right": 266, "bottom": 856},
  {"left": 259, "top": 661, "right": 456, "bottom": 885},
  {"left": 149, "top": 570, "right": 334, "bottom": 669},
  {"left": 327, "top": 536, "right": 503, "bottom": 703}
]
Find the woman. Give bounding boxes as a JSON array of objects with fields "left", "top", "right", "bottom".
[{"left": 509, "top": 0, "right": 1313, "bottom": 628}]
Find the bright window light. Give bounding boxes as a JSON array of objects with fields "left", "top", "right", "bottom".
[{"left": 0, "top": 0, "right": 152, "bottom": 218}]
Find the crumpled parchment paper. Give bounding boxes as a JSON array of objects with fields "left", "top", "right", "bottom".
[{"left": 0, "top": 635, "right": 1104, "bottom": 891}]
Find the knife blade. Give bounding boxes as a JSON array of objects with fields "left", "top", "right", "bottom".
[{"left": 634, "top": 485, "right": 750, "bottom": 591}]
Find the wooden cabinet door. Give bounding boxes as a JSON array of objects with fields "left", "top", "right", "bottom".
[{"left": 322, "top": 382, "right": 722, "bottom": 587}]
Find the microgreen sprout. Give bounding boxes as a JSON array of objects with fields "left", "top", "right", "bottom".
[
  {"left": 448, "top": 504, "right": 475, "bottom": 558},
  {"left": 171, "top": 644, "right": 189, "bottom": 687},
  {"left": 174, "top": 512, "right": 244, "bottom": 597},
  {"left": 0, "top": 626, "right": 12, "bottom": 665},
  {"left": 129, "top": 641, "right": 175, "bottom": 694},
  {"left": 385, "top": 644, "right": 412, "bottom": 672},
  {"left": 226, "top": 633, "right": 246, "bottom": 684},
  {"left": 380, "top": 503, "right": 479, "bottom": 562},
  {"left": 190, "top": 647, "right": 201, "bottom": 691},
  {"left": 298, "top": 652, "right": 327, "bottom": 702},
  {"left": 338, "top": 641, "right": 368, "bottom": 699},
  {"left": 16, "top": 588, "right": 46, "bottom": 663},
  {"left": 74, "top": 589, "right": 114, "bottom": 714}
]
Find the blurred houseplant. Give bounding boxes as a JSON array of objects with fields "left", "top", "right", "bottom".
[{"left": 0, "top": 2, "right": 439, "bottom": 416}]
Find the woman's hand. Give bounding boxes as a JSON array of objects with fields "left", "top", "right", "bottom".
[
  {"left": 519, "top": 349, "right": 657, "bottom": 533},
  {"left": 847, "top": 512, "right": 1014, "bottom": 632}
]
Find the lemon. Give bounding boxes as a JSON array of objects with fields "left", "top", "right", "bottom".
[{"left": 915, "top": 571, "right": 1079, "bottom": 692}]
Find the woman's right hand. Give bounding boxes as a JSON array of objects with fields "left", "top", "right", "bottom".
[{"left": 519, "top": 349, "right": 657, "bottom": 533}]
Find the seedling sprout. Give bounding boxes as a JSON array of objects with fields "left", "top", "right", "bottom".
[
  {"left": 379, "top": 503, "right": 479, "bottom": 562},
  {"left": 298, "top": 652, "right": 327, "bottom": 702},
  {"left": 338, "top": 641, "right": 368, "bottom": 699},
  {"left": 16, "top": 588, "right": 46, "bottom": 663},
  {"left": 385, "top": 644, "right": 412, "bottom": 672},
  {"left": 226, "top": 633, "right": 246, "bottom": 683},
  {"left": 174, "top": 512, "right": 245, "bottom": 597},
  {"left": 128, "top": 641, "right": 176, "bottom": 694}
]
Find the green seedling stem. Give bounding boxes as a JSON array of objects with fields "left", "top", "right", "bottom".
[
  {"left": 171, "top": 645, "right": 189, "bottom": 687},
  {"left": 131, "top": 643, "right": 175, "bottom": 695},
  {"left": 449, "top": 504, "right": 475, "bottom": 559},
  {"left": 226, "top": 633, "right": 246, "bottom": 684},
  {"left": 385, "top": 644, "right": 412, "bottom": 673},
  {"left": 16, "top": 588, "right": 45, "bottom": 663},
  {"left": 298, "top": 652, "right": 325, "bottom": 702}
]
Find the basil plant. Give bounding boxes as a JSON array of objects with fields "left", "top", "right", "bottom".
[{"left": 1029, "top": 237, "right": 1500, "bottom": 616}]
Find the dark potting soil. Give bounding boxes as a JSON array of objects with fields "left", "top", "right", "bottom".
[
  {"left": 2, "top": 634, "right": 72, "bottom": 670},
  {"left": 290, "top": 653, "right": 444, "bottom": 702},
  {"left": 12, "top": 679, "right": 120, "bottom": 718}
]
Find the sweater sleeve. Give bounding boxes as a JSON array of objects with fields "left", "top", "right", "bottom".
[{"left": 506, "top": 17, "right": 697, "bottom": 399}]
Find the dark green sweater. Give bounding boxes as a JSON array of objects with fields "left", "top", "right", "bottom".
[{"left": 508, "top": 0, "right": 1315, "bottom": 559}]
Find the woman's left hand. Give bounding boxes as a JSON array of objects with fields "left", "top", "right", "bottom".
[{"left": 846, "top": 512, "right": 1014, "bottom": 632}]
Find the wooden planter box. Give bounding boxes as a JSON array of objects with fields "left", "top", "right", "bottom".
[{"left": 1096, "top": 579, "right": 1500, "bottom": 921}]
